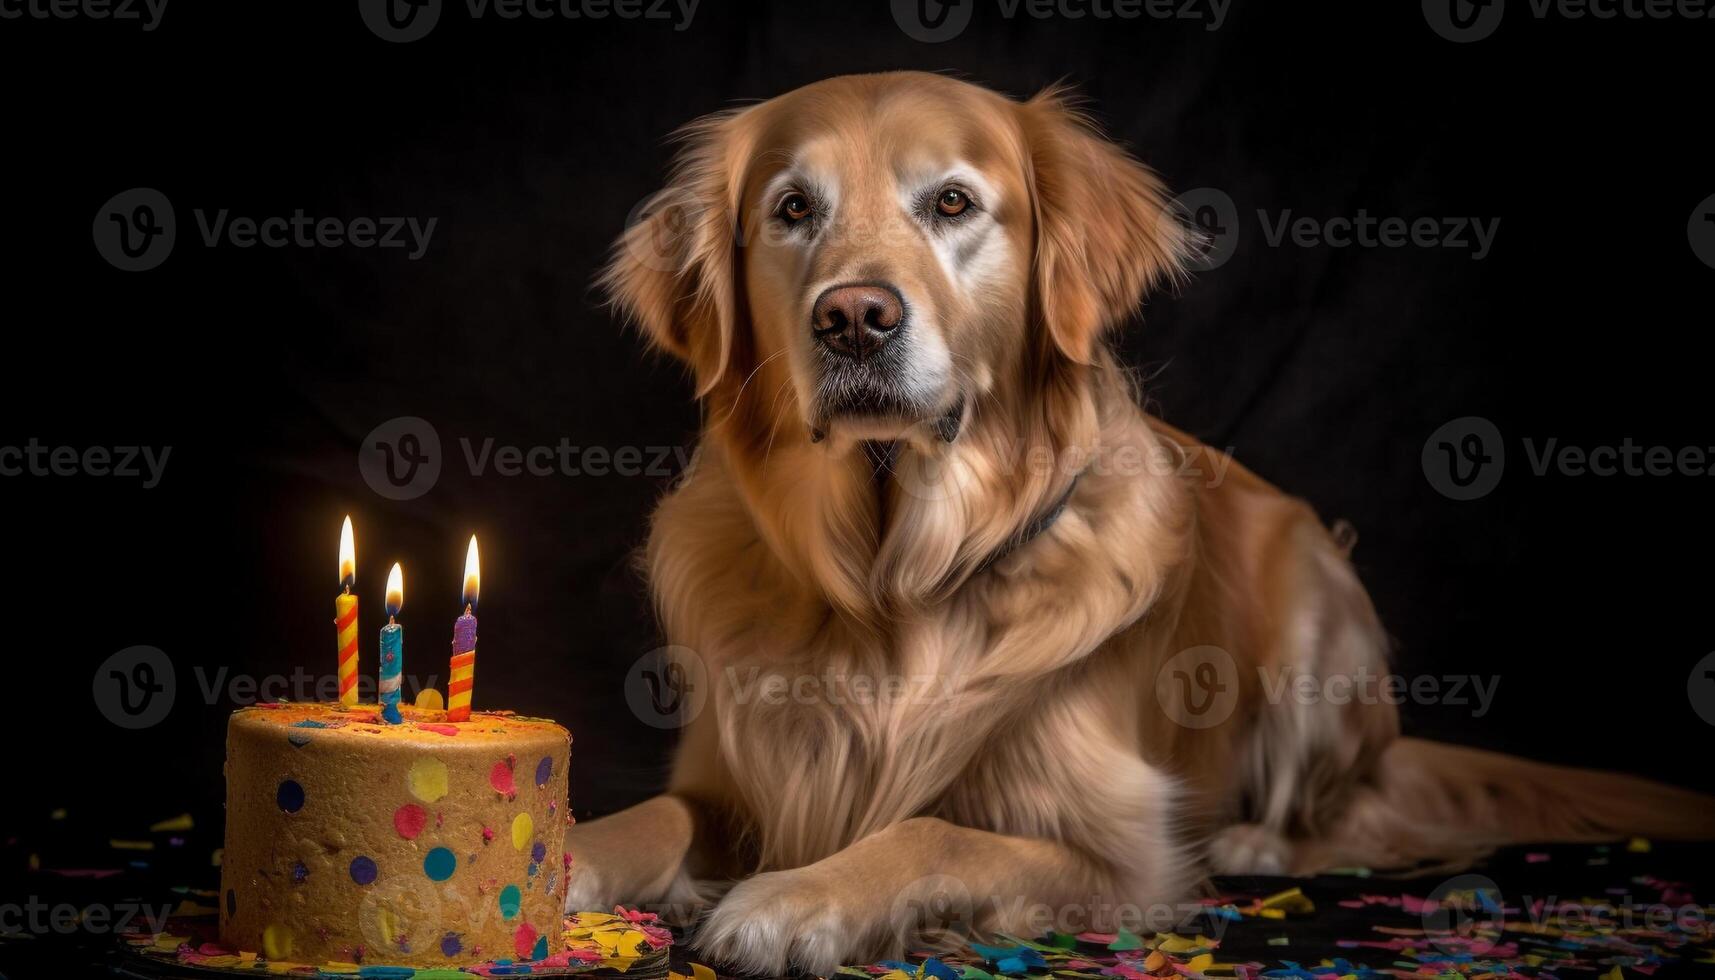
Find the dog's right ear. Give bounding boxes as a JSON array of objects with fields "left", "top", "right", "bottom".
[{"left": 601, "top": 109, "right": 754, "bottom": 397}]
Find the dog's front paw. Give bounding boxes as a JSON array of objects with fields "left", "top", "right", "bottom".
[
  {"left": 561, "top": 852, "right": 622, "bottom": 913},
  {"left": 696, "top": 867, "right": 884, "bottom": 976},
  {"left": 1208, "top": 823, "right": 1293, "bottom": 875}
]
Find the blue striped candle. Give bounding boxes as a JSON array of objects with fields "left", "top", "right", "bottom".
[{"left": 379, "top": 562, "right": 404, "bottom": 725}]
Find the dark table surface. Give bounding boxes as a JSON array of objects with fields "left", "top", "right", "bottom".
[{"left": 5, "top": 804, "right": 1714, "bottom": 978}]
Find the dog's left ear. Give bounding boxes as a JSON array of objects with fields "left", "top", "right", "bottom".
[{"left": 1018, "top": 87, "right": 1193, "bottom": 364}]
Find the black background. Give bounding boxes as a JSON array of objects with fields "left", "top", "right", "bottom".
[{"left": 2, "top": 0, "right": 1712, "bottom": 852}]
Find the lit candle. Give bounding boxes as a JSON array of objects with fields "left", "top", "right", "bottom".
[
  {"left": 447, "top": 536, "right": 479, "bottom": 722},
  {"left": 379, "top": 562, "right": 404, "bottom": 725},
  {"left": 334, "top": 517, "right": 360, "bottom": 707}
]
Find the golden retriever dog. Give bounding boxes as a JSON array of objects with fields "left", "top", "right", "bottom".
[{"left": 568, "top": 72, "right": 1715, "bottom": 974}]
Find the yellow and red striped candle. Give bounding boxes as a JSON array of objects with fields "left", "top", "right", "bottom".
[
  {"left": 335, "top": 516, "right": 359, "bottom": 706},
  {"left": 448, "top": 535, "right": 480, "bottom": 722}
]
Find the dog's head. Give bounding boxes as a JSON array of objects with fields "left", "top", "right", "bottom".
[{"left": 605, "top": 72, "right": 1189, "bottom": 451}]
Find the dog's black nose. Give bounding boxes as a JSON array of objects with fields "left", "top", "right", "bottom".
[{"left": 812, "top": 283, "right": 904, "bottom": 360}]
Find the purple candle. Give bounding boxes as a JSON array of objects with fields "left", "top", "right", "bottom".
[{"left": 447, "top": 536, "right": 479, "bottom": 721}]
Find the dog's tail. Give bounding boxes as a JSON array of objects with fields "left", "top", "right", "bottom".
[{"left": 1308, "top": 737, "right": 1715, "bottom": 873}]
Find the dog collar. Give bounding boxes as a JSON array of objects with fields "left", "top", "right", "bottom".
[{"left": 975, "top": 474, "right": 1082, "bottom": 575}]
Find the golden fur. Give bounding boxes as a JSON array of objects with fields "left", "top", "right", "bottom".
[{"left": 570, "top": 72, "right": 1715, "bottom": 975}]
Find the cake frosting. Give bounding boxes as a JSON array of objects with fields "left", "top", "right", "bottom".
[{"left": 218, "top": 701, "right": 571, "bottom": 968}]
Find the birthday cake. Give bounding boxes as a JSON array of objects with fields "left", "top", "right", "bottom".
[{"left": 218, "top": 700, "right": 571, "bottom": 968}]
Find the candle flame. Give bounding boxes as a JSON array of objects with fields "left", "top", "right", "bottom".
[
  {"left": 462, "top": 535, "right": 480, "bottom": 610},
  {"left": 338, "top": 516, "right": 356, "bottom": 590},
  {"left": 386, "top": 562, "right": 404, "bottom": 618}
]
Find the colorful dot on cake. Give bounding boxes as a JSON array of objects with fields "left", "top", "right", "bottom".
[
  {"left": 440, "top": 932, "right": 463, "bottom": 957},
  {"left": 393, "top": 803, "right": 428, "bottom": 840},
  {"left": 511, "top": 813, "right": 534, "bottom": 851},
  {"left": 534, "top": 756, "right": 552, "bottom": 787},
  {"left": 276, "top": 779, "right": 305, "bottom": 813},
  {"left": 225, "top": 889, "right": 236, "bottom": 916},
  {"left": 349, "top": 855, "right": 378, "bottom": 885},
  {"left": 407, "top": 758, "right": 449, "bottom": 802},
  {"left": 489, "top": 760, "right": 517, "bottom": 797},
  {"left": 498, "top": 884, "right": 522, "bottom": 920},
  {"left": 263, "top": 923, "right": 294, "bottom": 960},
  {"left": 287, "top": 732, "right": 312, "bottom": 748},
  {"left": 513, "top": 921, "right": 538, "bottom": 960},
  {"left": 423, "top": 846, "right": 457, "bottom": 881},
  {"left": 530, "top": 840, "right": 546, "bottom": 864},
  {"left": 531, "top": 934, "right": 549, "bottom": 961},
  {"left": 291, "top": 860, "right": 309, "bottom": 884}
]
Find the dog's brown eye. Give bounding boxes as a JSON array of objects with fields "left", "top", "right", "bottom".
[
  {"left": 779, "top": 193, "right": 813, "bottom": 223},
  {"left": 936, "top": 188, "right": 970, "bottom": 217}
]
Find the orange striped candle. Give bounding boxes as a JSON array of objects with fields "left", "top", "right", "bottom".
[
  {"left": 447, "top": 535, "right": 479, "bottom": 722},
  {"left": 334, "top": 516, "right": 359, "bottom": 706}
]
